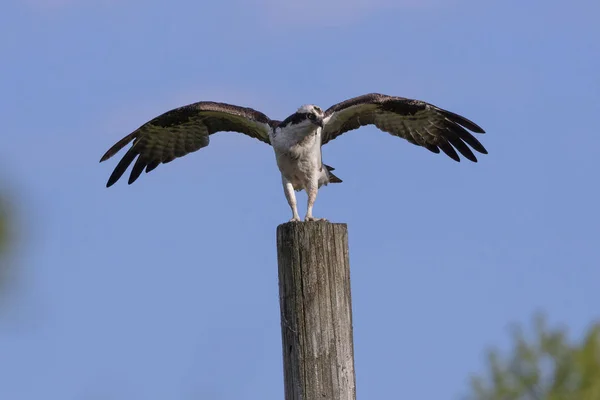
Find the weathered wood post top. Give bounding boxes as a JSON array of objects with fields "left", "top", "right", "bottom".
[{"left": 276, "top": 221, "right": 356, "bottom": 400}]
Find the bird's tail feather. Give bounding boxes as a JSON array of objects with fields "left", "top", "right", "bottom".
[{"left": 323, "top": 164, "right": 343, "bottom": 184}]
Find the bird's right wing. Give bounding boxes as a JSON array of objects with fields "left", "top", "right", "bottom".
[{"left": 100, "top": 101, "right": 275, "bottom": 187}]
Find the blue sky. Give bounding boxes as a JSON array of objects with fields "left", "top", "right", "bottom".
[{"left": 1, "top": 0, "right": 599, "bottom": 398}]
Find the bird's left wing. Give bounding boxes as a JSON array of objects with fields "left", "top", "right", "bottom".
[
  {"left": 321, "top": 93, "right": 487, "bottom": 162},
  {"left": 100, "top": 101, "right": 275, "bottom": 187}
]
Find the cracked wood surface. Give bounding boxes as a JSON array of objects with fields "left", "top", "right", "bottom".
[{"left": 277, "top": 222, "right": 356, "bottom": 400}]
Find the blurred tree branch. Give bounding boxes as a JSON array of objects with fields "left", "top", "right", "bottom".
[
  {"left": 0, "top": 196, "right": 7, "bottom": 256},
  {"left": 466, "top": 313, "right": 600, "bottom": 400},
  {"left": 0, "top": 194, "right": 14, "bottom": 299}
]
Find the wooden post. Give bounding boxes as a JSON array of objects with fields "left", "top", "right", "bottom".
[{"left": 276, "top": 222, "right": 356, "bottom": 400}]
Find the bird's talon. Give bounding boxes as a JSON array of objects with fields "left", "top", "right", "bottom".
[{"left": 304, "top": 217, "right": 327, "bottom": 222}]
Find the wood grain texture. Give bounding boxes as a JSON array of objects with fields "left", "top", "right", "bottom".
[{"left": 276, "top": 221, "right": 356, "bottom": 400}]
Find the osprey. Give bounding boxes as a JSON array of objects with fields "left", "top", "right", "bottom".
[{"left": 100, "top": 93, "right": 487, "bottom": 222}]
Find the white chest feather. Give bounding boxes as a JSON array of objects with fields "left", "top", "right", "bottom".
[{"left": 270, "top": 125, "right": 323, "bottom": 188}]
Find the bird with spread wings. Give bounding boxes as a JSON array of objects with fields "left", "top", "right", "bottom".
[{"left": 101, "top": 93, "right": 487, "bottom": 221}]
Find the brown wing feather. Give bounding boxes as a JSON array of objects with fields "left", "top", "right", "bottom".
[
  {"left": 322, "top": 93, "right": 487, "bottom": 162},
  {"left": 100, "top": 101, "right": 273, "bottom": 187}
]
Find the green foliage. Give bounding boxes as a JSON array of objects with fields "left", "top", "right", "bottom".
[{"left": 467, "top": 314, "right": 600, "bottom": 400}]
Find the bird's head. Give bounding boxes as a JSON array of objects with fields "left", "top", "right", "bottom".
[
  {"left": 279, "top": 104, "right": 324, "bottom": 130},
  {"left": 297, "top": 104, "right": 324, "bottom": 128}
]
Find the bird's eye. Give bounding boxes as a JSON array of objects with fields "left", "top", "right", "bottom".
[{"left": 308, "top": 114, "right": 316, "bottom": 120}]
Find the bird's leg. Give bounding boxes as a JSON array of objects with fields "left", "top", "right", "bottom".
[
  {"left": 282, "top": 178, "right": 301, "bottom": 222},
  {"left": 304, "top": 179, "right": 325, "bottom": 222}
]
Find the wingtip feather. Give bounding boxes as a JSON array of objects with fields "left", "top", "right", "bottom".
[
  {"left": 439, "top": 109, "right": 486, "bottom": 134},
  {"left": 106, "top": 177, "right": 117, "bottom": 188},
  {"left": 439, "top": 141, "right": 461, "bottom": 162},
  {"left": 100, "top": 132, "right": 138, "bottom": 163}
]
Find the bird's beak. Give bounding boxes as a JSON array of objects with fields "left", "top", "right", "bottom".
[{"left": 315, "top": 117, "right": 324, "bottom": 128}]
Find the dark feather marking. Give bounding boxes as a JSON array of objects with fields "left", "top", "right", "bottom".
[
  {"left": 429, "top": 120, "right": 478, "bottom": 162},
  {"left": 380, "top": 99, "right": 426, "bottom": 116},
  {"left": 328, "top": 172, "right": 343, "bottom": 183},
  {"left": 150, "top": 106, "right": 199, "bottom": 128},
  {"left": 425, "top": 144, "right": 440, "bottom": 154},
  {"left": 278, "top": 112, "right": 310, "bottom": 128},
  {"left": 145, "top": 160, "right": 160, "bottom": 173},
  {"left": 452, "top": 124, "right": 488, "bottom": 154},
  {"left": 324, "top": 93, "right": 388, "bottom": 116},
  {"left": 439, "top": 109, "right": 485, "bottom": 134},
  {"left": 128, "top": 156, "right": 147, "bottom": 184},
  {"left": 100, "top": 132, "right": 137, "bottom": 162},
  {"left": 106, "top": 147, "right": 138, "bottom": 187},
  {"left": 438, "top": 141, "right": 461, "bottom": 162},
  {"left": 444, "top": 131, "right": 478, "bottom": 162}
]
